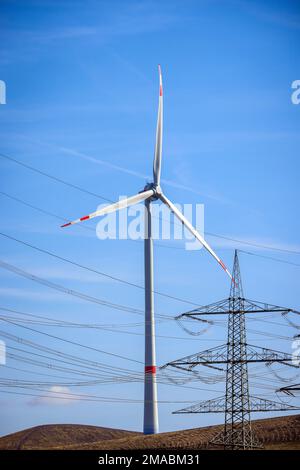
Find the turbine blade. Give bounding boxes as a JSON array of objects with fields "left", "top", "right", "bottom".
[
  {"left": 153, "top": 64, "right": 163, "bottom": 186},
  {"left": 61, "top": 189, "right": 154, "bottom": 228},
  {"left": 159, "top": 193, "right": 233, "bottom": 280}
]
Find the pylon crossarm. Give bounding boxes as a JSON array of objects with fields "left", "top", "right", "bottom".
[
  {"left": 176, "top": 298, "right": 231, "bottom": 320},
  {"left": 243, "top": 298, "right": 296, "bottom": 314},
  {"left": 173, "top": 396, "right": 226, "bottom": 414},
  {"left": 177, "top": 297, "right": 296, "bottom": 318},
  {"left": 277, "top": 383, "right": 300, "bottom": 395},
  {"left": 249, "top": 396, "right": 300, "bottom": 412},
  {"left": 161, "top": 362, "right": 224, "bottom": 373},
  {"left": 161, "top": 344, "right": 228, "bottom": 371},
  {"left": 162, "top": 343, "right": 299, "bottom": 369},
  {"left": 173, "top": 396, "right": 300, "bottom": 414},
  {"left": 247, "top": 344, "right": 300, "bottom": 367}
]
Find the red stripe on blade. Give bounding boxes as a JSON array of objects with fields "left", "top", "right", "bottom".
[
  {"left": 145, "top": 366, "right": 156, "bottom": 374},
  {"left": 159, "top": 85, "right": 163, "bottom": 96},
  {"left": 61, "top": 222, "right": 71, "bottom": 228},
  {"left": 219, "top": 260, "right": 227, "bottom": 271},
  {"left": 80, "top": 215, "right": 90, "bottom": 222}
]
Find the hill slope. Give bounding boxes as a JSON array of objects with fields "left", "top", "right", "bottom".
[
  {"left": 0, "top": 424, "right": 139, "bottom": 450},
  {"left": 0, "top": 415, "right": 299, "bottom": 450}
]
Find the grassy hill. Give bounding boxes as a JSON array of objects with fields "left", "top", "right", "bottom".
[
  {"left": 0, "top": 415, "right": 299, "bottom": 450},
  {"left": 0, "top": 424, "right": 138, "bottom": 450}
]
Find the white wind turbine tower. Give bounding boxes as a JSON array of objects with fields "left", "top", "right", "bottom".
[{"left": 62, "top": 66, "right": 233, "bottom": 435}]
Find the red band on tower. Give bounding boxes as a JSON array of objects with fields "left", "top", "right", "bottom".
[{"left": 145, "top": 365, "right": 156, "bottom": 374}]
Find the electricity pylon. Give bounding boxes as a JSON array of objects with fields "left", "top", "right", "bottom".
[
  {"left": 216, "top": 250, "right": 254, "bottom": 448},
  {"left": 162, "top": 250, "right": 300, "bottom": 449}
]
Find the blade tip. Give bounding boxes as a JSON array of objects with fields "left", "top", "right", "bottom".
[{"left": 61, "top": 222, "right": 71, "bottom": 228}]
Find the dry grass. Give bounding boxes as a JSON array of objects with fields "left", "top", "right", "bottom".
[
  {"left": 0, "top": 424, "right": 138, "bottom": 450},
  {"left": 0, "top": 415, "right": 299, "bottom": 450}
]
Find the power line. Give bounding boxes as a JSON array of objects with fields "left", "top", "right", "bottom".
[
  {"left": 0, "top": 190, "right": 185, "bottom": 251},
  {"left": 2, "top": 305, "right": 290, "bottom": 342},
  {"left": 1, "top": 152, "right": 299, "bottom": 255},
  {"left": 0, "top": 377, "right": 134, "bottom": 388},
  {"left": 0, "top": 316, "right": 143, "bottom": 365},
  {"left": 0, "top": 382, "right": 196, "bottom": 404},
  {"left": 4, "top": 343, "right": 225, "bottom": 394},
  {"left": 239, "top": 249, "right": 300, "bottom": 267},
  {"left": 2, "top": 327, "right": 211, "bottom": 386},
  {"left": 0, "top": 190, "right": 296, "bottom": 332},
  {"left": 0, "top": 231, "right": 200, "bottom": 307},
  {"left": 0, "top": 387, "right": 199, "bottom": 405},
  {"left": 3, "top": 320, "right": 281, "bottom": 392},
  {"left": 1, "top": 331, "right": 142, "bottom": 375},
  {"left": 1, "top": 326, "right": 222, "bottom": 385},
  {"left": 0, "top": 307, "right": 214, "bottom": 342},
  {"left": 0, "top": 306, "right": 145, "bottom": 328},
  {"left": 0, "top": 152, "right": 112, "bottom": 203},
  {"left": 208, "top": 235, "right": 300, "bottom": 255},
  {"left": 0, "top": 258, "right": 165, "bottom": 318},
  {"left": 0, "top": 190, "right": 103, "bottom": 243},
  {"left": 6, "top": 347, "right": 141, "bottom": 383},
  {"left": 4, "top": 364, "right": 92, "bottom": 382}
]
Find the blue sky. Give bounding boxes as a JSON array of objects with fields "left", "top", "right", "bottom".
[{"left": 0, "top": 0, "right": 300, "bottom": 436}]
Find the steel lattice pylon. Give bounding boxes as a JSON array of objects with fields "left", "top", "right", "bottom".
[
  {"left": 211, "top": 250, "right": 258, "bottom": 449},
  {"left": 162, "top": 250, "right": 300, "bottom": 450}
]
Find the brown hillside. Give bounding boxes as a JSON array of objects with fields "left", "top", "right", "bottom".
[
  {"left": 0, "top": 424, "right": 139, "bottom": 450},
  {"left": 0, "top": 415, "right": 299, "bottom": 450},
  {"left": 62, "top": 415, "right": 300, "bottom": 450}
]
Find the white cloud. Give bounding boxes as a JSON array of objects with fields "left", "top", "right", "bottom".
[{"left": 28, "top": 386, "right": 75, "bottom": 406}]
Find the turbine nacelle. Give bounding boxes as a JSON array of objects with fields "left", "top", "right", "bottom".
[{"left": 143, "top": 182, "right": 162, "bottom": 200}]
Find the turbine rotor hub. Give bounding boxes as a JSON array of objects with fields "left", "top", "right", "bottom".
[{"left": 143, "top": 182, "right": 161, "bottom": 200}]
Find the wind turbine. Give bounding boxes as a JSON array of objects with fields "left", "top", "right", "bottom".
[{"left": 61, "top": 66, "right": 233, "bottom": 435}]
